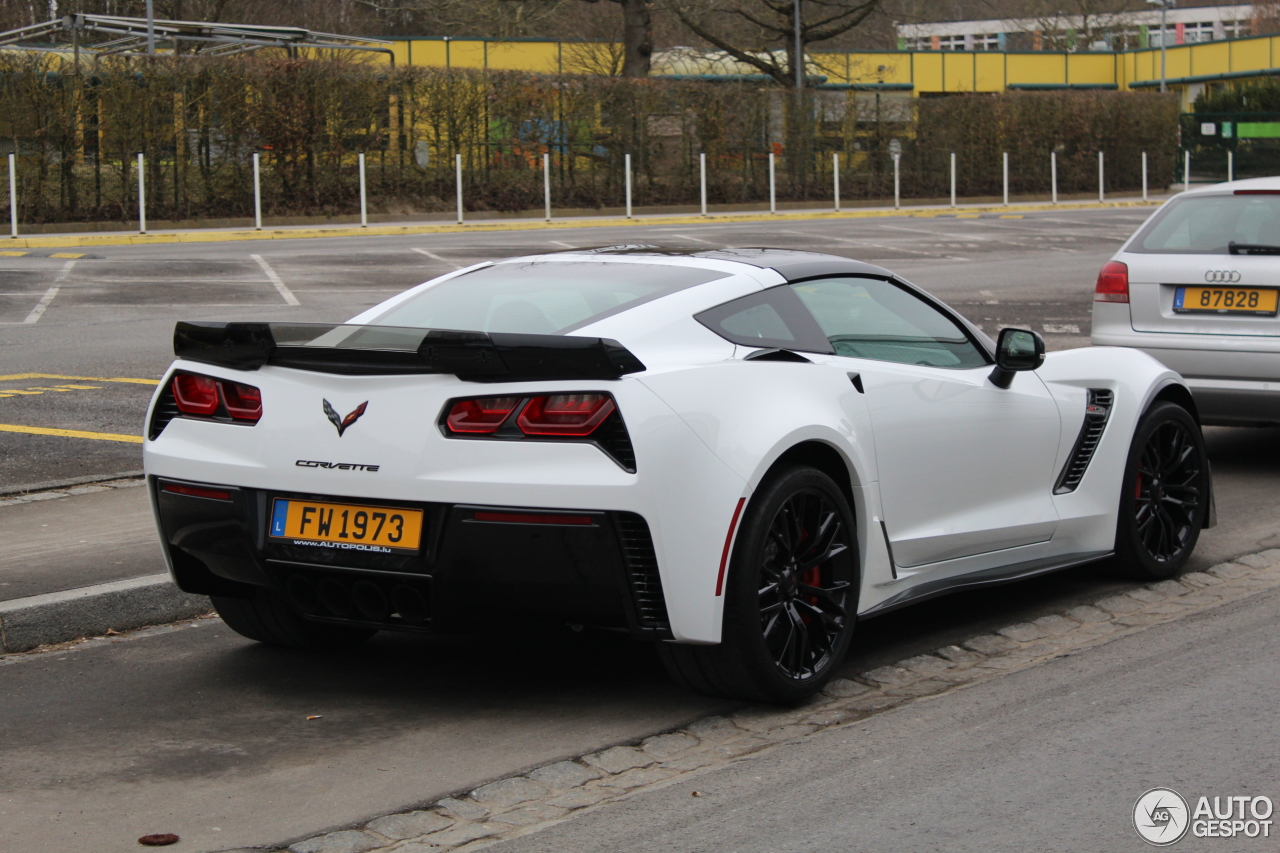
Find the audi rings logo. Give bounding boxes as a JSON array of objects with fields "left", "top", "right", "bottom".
[{"left": 1205, "top": 270, "right": 1242, "bottom": 283}]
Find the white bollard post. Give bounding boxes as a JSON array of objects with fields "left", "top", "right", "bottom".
[
  {"left": 950, "top": 152, "right": 957, "bottom": 208},
  {"left": 1142, "top": 151, "right": 1148, "bottom": 202},
  {"left": 1228, "top": 149, "right": 1234, "bottom": 182},
  {"left": 700, "top": 152, "right": 708, "bottom": 216},
  {"left": 137, "top": 152, "right": 146, "bottom": 234},
  {"left": 253, "top": 152, "right": 262, "bottom": 230},
  {"left": 1002, "top": 151, "right": 1009, "bottom": 206},
  {"left": 455, "top": 153, "right": 464, "bottom": 224},
  {"left": 358, "top": 152, "right": 367, "bottom": 228},
  {"left": 1098, "top": 151, "right": 1105, "bottom": 202},
  {"left": 1184, "top": 150, "right": 1191, "bottom": 189},
  {"left": 543, "top": 152, "right": 551, "bottom": 222},
  {"left": 768, "top": 152, "right": 776, "bottom": 214},
  {"left": 8, "top": 152, "right": 16, "bottom": 238},
  {"left": 893, "top": 155, "right": 900, "bottom": 209},
  {"left": 1051, "top": 151, "right": 1058, "bottom": 204},
  {"left": 833, "top": 152, "right": 841, "bottom": 213},
  {"left": 624, "top": 153, "right": 632, "bottom": 219}
]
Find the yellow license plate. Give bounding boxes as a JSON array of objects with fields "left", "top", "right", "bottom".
[
  {"left": 1175, "top": 286, "right": 1279, "bottom": 315},
  {"left": 269, "top": 498, "right": 423, "bottom": 553}
]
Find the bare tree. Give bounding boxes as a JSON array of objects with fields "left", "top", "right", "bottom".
[{"left": 665, "top": 0, "right": 882, "bottom": 88}]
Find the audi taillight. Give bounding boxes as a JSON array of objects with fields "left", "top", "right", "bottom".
[
  {"left": 169, "top": 371, "right": 262, "bottom": 424},
  {"left": 445, "top": 396, "right": 521, "bottom": 434},
  {"left": 1095, "top": 260, "right": 1129, "bottom": 303},
  {"left": 517, "top": 394, "right": 616, "bottom": 436}
]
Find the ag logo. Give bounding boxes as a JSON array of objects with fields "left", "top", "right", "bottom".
[
  {"left": 323, "top": 399, "right": 368, "bottom": 437},
  {"left": 1134, "top": 788, "right": 1190, "bottom": 846},
  {"left": 1205, "top": 270, "right": 1241, "bottom": 283}
]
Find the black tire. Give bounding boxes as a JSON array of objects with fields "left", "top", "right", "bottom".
[
  {"left": 211, "top": 589, "right": 377, "bottom": 650},
  {"left": 659, "top": 465, "right": 859, "bottom": 704},
  {"left": 1112, "top": 401, "right": 1208, "bottom": 580}
]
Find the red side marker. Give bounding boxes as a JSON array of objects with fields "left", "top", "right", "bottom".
[{"left": 715, "top": 498, "right": 746, "bottom": 596}]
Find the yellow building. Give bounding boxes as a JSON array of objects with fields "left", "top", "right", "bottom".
[{"left": 376, "top": 31, "right": 1280, "bottom": 110}]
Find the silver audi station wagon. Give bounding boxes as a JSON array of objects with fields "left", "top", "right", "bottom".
[{"left": 1092, "top": 177, "right": 1280, "bottom": 426}]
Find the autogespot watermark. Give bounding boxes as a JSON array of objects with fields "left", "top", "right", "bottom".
[{"left": 1133, "top": 788, "right": 1274, "bottom": 845}]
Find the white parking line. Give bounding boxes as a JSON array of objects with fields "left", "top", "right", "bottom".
[
  {"left": 548, "top": 240, "right": 575, "bottom": 249},
  {"left": 22, "top": 260, "right": 76, "bottom": 325},
  {"left": 411, "top": 248, "right": 462, "bottom": 269},
  {"left": 250, "top": 254, "right": 300, "bottom": 306}
]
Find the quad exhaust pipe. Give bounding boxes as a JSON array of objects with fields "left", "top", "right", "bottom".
[{"left": 285, "top": 573, "right": 430, "bottom": 626}]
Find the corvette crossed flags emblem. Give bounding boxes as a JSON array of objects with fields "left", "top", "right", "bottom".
[{"left": 323, "top": 399, "right": 368, "bottom": 437}]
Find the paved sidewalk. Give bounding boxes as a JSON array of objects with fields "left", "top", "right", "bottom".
[
  {"left": 0, "top": 479, "right": 211, "bottom": 653},
  {"left": 0, "top": 479, "right": 160, "bottom": 602},
  {"left": 3, "top": 194, "right": 1163, "bottom": 250}
]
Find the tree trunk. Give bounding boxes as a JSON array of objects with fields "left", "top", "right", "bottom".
[{"left": 620, "top": 0, "right": 652, "bottom": 78}]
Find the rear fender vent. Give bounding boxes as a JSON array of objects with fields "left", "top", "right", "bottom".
[
  {"left": 148, "top": 379, "right": 179, "bottom": 440},
  {"left": 613, "top": 512, "right": 671, "bottom": 637},
  {"left": 1054, "top": 389, "right": 1114, "bottom": 494},
  {"left": 594, "top": 411, "right": 637, "bottom": 472}
]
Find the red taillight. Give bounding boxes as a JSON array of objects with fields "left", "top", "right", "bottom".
[
  {"left": 220, "top": 381, "right": 262, "bottom": 422},
  {"left": 170, "top": 372, "right": 262, "bottom": 423},
  {"left": 1095, "top": 260, "right": 1129, "bottom": 303},
  {"left": 516, "top": 394, "right": 616, "bottom": 436},
  {"left": 172, "top": 373, "right": 219, "bottom": 416},
  {"left": 446, "top": 396, "right": 521, "bottom": 433},
  {"left": 162, "top": 482, "right": 232, "bottom": 501}
]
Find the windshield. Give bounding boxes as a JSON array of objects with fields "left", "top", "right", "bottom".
[
  {"left": 370, "top": 261, "right": 728, "bottom": 334},
  {"left": 1130, "top": 193, "right": 1280, "bottom": 254}
]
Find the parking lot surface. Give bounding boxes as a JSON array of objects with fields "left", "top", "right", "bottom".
[{"left": 4, "top": 209, "right": 1280, "bottom": 852}]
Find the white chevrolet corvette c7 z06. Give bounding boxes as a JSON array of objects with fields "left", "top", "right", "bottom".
[{"left": 144, "top": 248, "right": 1213, "bottom": 702}]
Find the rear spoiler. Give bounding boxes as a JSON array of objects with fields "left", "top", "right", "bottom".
[{"left": 173, "top": 322, "right": 646, "bottom": 382}]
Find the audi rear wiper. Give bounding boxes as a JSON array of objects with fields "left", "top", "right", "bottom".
[{"left": 1228, "top": 241, "right": 1280, "bottom": 255}]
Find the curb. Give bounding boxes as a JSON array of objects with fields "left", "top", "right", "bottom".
[
  {"left": 4, "top": 199, "right": 1158, "bottom": 249},
  {"left": 0, "top": 573, "right": 210, "bottom": 653}
]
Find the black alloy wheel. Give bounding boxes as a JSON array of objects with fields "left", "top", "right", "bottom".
[
  {"left": 758, "top": 488, "right": 854, "bottom": 682},
  {"left": 658, "top": 465, "right": 858, "bottom": 703},
  {"left": 1114, "top": 401, "right": 1207, "bottom": 580}
]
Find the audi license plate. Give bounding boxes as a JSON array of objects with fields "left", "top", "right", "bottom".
[
  {"left": 1174, "top": 286, "right": 1279, "bottom": 315},
  {"left": 269, "top": 498, "right": 423, "bottom": 553}
]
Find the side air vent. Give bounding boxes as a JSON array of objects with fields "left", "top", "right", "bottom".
[
  {"left": 148, "top": 379, "right": 179, "bottom": 440},
  {"left": 594, "top": 412, "right": 637, "bottom": 472},
  {"left": 1054, "top": 389, "right": 1114, "bottom": 494},
  {"left": 613, "top": 512, "right": 671, "bottom": 637}
]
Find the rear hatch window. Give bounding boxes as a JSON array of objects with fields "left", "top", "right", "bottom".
[
  {"left": 1130, "top": 193, "right": 1280, "bottom": 254},
  {"left": 371, "top": 261, "right": 728, "bottom": 334}
]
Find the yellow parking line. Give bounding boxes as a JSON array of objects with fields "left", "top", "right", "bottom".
[
  {"left": 0, "top": 373, "right": 159, "bottom": 385},
  {"left": 48, "top": 252, "right": 88, "bottom": 259},
  {"left": 954, "top": 214, "right": 981, "bottom": 219},
  {"left": 0, "top": 250, "right": 29, "bottom": 257},
  {"left": 999, "top": 214, "right": 1025, "bottom": 219},
  {"left": 0, "top": 423, "right": 143, "bottom": 443}
]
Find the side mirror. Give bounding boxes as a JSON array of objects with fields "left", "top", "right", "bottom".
[{"left": 989, "top": 328, "right": 1045, "bottom": 389}]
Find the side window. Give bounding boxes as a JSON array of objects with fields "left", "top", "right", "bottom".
[
  {"left": 790, "top": 277, "right": 988, "bottom": 369},
  {"left": 695, "top": 286, "right": 834, "bottom": 353}
]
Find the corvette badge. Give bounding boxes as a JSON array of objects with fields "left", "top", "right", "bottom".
[{"left": 323, "top": 399, "right": 368, "bottom": 437}]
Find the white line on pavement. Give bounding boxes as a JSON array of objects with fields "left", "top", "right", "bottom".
[
  {"left": 22, "top": 260, "right": 76, "bottom": 325},
  {"left": 548, "top": 240, "right": 575, "bottom": 249},
  {"left": 411, "top": 248, "right": 462, "bottom": 269},
  {"left": 251, "top": 254, "right": 300, "bottom": 306}
]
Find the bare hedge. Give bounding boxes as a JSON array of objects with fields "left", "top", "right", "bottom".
[{"left": 0, "top": 53, "right": 1180, "bottom": 224}]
